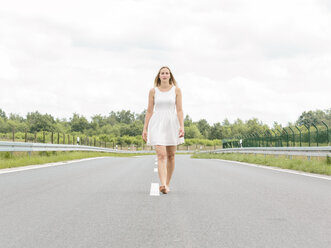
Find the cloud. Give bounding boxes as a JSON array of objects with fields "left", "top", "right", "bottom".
[{"left": 0, "top": 0, "right": 330, "bottom": 127}]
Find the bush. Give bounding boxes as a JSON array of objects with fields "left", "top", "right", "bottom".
[
  {"left": 38, "top": 151, "right": 52, "bottom": 156},
  {"left": 3, "top": 152, "right": 12, "bottom": 159}
]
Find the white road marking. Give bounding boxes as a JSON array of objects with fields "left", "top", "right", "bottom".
[
  {"left": 212, "top": 159, "right": 331, "bottom": 181},
  {"left": 154, "top": 162, "right": 158, "bottom": 165},
  {"left": 150, "top": 183, "right": 160, "bottom": 196},
  {"left": 0, "top": 157, "right": 107, "bottom": 175},
  {"left": 154, "top": 168, "right": 158, "bottom": 172}
]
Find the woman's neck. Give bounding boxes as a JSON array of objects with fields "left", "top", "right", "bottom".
[{"left": 159, "top": 81, "right": 171, "bottom": 88}]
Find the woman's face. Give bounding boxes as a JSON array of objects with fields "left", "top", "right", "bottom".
[{"left": 159, "top": 68, "right": 171, "bottom": 82}]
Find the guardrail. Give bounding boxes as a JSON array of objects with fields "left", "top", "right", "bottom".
[
  {"left": 0, "top": 141, "right": 193, "bottom": 154},
  {"left": 199, "top": 146, "right": 331, "bottom": 158},
  {"left": 0, "top": 141, "right": 155, "bottom": 154}
]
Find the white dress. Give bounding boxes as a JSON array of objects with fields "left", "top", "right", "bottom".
[{"left": 147, "top": 85, "right": 185, "bottom": 146}]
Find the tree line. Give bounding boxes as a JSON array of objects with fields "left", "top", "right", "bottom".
[{"left": 0, "top": 108, "right": 330, "bottom": 141}]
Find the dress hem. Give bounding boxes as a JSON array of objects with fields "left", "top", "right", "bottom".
[{"left": 146, "top": 141, "right": 185, "bottom": 146}]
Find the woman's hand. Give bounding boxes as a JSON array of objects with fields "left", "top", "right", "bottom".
[
  {"left": 179, "top": 127, "right": 185, "bottom": 138},
  {"left": 142, "top": 129, "right": 147, "bottom": 142}
]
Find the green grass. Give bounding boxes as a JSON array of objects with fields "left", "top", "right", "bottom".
[
  {"left": 191, "top": 153, "right": 331, "bottom": 176},
  {"left": 0, "top": 151, "right": 153, "bottom": 169}
]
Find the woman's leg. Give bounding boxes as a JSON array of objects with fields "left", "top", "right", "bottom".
[
  {"left": 155, "top": 145, "right": 167, "bottom": 186},
  {"left": 165, "top": 145, "right": 177, "bottom": 190}
]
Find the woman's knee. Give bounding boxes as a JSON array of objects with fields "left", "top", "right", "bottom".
[
  {"left": 157, "top": 153, "right": 167, "bottom": 161},
  {"left": 167, "top": 153, "right": 175, "bottom": 160}
]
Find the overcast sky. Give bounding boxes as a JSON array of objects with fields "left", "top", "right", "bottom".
[{"left": 1, "top": 0, "right": 330, "bottom": 127}]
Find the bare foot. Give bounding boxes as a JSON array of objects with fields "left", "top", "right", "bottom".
[
  {"left": 165, "top": 185, "right": 170, "bottom": 192},
  {"left": 159, "top": 185, "right": 167, "bottom": 194}
]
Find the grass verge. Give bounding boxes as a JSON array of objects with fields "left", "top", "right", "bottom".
[
  {"left": 191, "top": 153, "right": 331, "bottom": 176},
  {"left": 0, "top": 151, "right": 153, "bottom": 169}
]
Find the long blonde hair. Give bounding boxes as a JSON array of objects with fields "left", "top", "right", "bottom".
[{"left": 154, "top": 66, "right": 177, "bottom": 87}]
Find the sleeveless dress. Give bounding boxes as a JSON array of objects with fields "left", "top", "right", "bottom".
[{"left": 147, "top": 85, "right": 185, "bottom": 146}]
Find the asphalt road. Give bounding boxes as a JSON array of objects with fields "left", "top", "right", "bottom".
[{"left": 0, "top": 155, "right": 330, "bottom": 248}]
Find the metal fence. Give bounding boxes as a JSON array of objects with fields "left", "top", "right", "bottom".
[
  {"left": 0, "top": 129, "right": 222, "bottom": 151},
  {"left": 200, "top": 146, "right": 331, "bottom": 158},
  {"left": 0, "top": 141, "right": 194, "bottom": 154},
  {"left": 223, "top": 121, "right": 330, "bottom": 148}
]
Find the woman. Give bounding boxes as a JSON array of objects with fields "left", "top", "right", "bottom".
[{"left": 142, "top": 66, "right": 185, "bottom": 194}]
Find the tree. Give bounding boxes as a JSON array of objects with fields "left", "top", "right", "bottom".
[
  {"left": 106, "top": 111, "right": 119, "bottom": 125},
  {"left": 231, "top": 118, "right": 245, "bottom": 137},
  {"left": 184, "top": 115, "right": 193, "bottom": 127},
  {"left": 222, "top": 118, "right": 230, "bottom": 126},
  {"left": 26, "top": 111, "right": 55, "bottom": 132},
  {"left": 208, "top": 122, "right": 224, "bottom": 139},
  {"left": 245, "top": 118, "right": 267, "bottom": 135},
  {"left": 196, "top": 119, "right": 210, "bottom": 138},
  {"left": 0, "top": 118, "right": 8, "bottom": 132},
  {"left": 296, "top": 110, "right": 328, "bottom": 126},
  {"left": 0, "top": 108, "right": 7, "bottom": 119},
  {"left": 136, "top": 110, "right": 146, "bottom": 123},
  {"left": 116, "top": 110, "right": 135, "bottom": 124},
  {"left": 184, "top": 125, "right": 202, "bottom": 139},
  {"left": 70, "top": 113, "right": 89, "bottom": 132},
  {"left": 91, "top": 114, "right": 107, "bottom": 129}
]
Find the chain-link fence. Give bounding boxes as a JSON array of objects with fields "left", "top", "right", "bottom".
[{"left": 223, "top": 121, "right": 330, "bottom": 148}]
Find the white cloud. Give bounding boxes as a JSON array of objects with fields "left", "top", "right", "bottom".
[{"left": 0, "top": 0, "right": 330, "bottom": 127}]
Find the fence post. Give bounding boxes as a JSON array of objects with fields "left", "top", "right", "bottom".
[
  {"left": 51, "top": 132, "right": 54, "bottom": 144},
  {"left": 321, "top": 121, "right": 329, "bottom": 146},
  {"left": 264, "top": 131, "right": 269, "bottom": 147},
  {"left": 257, "top": 133, "right": 262, "bottom": 147},
  {"left": 271, "top": 130, "right": 277, "bottom": 147},
  {"left": 254, "top": 133, "right": 261, "bottom": 147},
  {"left": 295, "top": 126, "right": 302, "bottom": 147},
  {"left": 266, "top": 130, "right": 272, "bottom": 147},
  {"left": 283, "top": 128, "right": 289, "bottom": 147},
  {"left": 34, "top": 132, "right": 37, "bottom": 143},
  {"left": 311, "top": 123, "right": 318, "bottom": 147},
  {"left": 67, "top": 134, "right": 70, "bottom": 144},
  {"left": 63, "top": 133, "right": 65, "bottom": 144},
  {"left": 43, "top": 131, "right": 45, "bottom": 143},
  {"left": 25, "top": 129, "right": 27, "bottom": 142},
  {"left": 276, "top": 129, "right": 282, "bottom": 147},
  {"left": 288, "top": 127, "right": 295, "bottom": 146},
  {"left": 304, "top": 124, "right": 310, "bottom": 146},
  {"left": 58, "top": 132, "right": 60, "bottom": 144}
]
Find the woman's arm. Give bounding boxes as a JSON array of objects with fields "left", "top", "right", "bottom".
[
  {"left": 142, "top": 88, "right": 155, "bottom": 141},
  {"left": 176, "top": 87, "right": 185, "bottom": 137}
]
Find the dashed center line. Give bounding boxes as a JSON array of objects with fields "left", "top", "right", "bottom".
[
  {"left": 150, "top": 157, "right": 160, "bottom": 196},
  {"left": 150, "top": 183, "right": 160, "bottom": 196}
]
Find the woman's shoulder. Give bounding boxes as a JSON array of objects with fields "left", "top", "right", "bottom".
[
  {"left": 175, "top": 86, "right": 181, "bottom": 94},
  {"left": 149, "top": 87, "right": 155, "bottom": 95}
]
